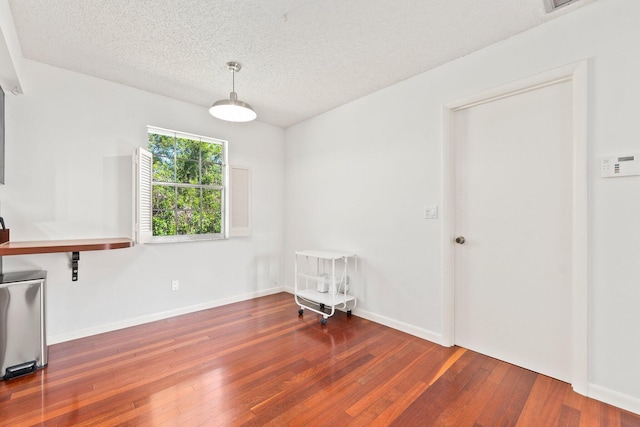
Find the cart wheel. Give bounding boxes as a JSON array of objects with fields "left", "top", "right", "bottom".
[
  {"left": 321, "top": 318, "right": 327, "bottom": 325},
  {"left": 298, "top": 308, "right": 304, "bottom": 316},
  {"left": 319, "top": 303, "right": 325, "bottom": 310},
  {"left": 347, "top": 310, "right": 352, "bottom": 317}
]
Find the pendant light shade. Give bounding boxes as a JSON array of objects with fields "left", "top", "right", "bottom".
[{"left": 209, "top": 62, "right": 257, "bottom": 122}]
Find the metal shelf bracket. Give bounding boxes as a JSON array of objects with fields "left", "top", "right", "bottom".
[{"left": 71, "top": 252, "right": 80, "bottom": 281}]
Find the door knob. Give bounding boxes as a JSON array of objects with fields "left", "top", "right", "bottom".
[{"left": 455, "top": 236, "right": 466, "bottom": 244}]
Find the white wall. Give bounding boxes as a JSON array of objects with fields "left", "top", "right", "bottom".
[
  {"left": 2, "top": 59, "right": 285, "bottom": 342},
  {"left": 284, "top": 0, "right": 640, "bottom": 412}
]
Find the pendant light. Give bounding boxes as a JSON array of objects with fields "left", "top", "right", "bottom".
[{"left": 209, "top": 62, "right": 257, "bottom": 122}]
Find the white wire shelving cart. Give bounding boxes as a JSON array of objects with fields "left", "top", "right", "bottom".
[{"left": 294, "top": 250, "right": 357, "bottom": 324}]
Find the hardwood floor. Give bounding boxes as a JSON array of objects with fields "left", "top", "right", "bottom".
[{"left": 1, "top": 292, "right": 638, "bottom": 426}]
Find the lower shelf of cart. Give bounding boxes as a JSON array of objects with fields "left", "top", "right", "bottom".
[{"left": 296, "top": 289, "right": 356, "bottom": 307}]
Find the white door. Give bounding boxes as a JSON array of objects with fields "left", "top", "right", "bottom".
[{"left": 453, "top": 80, "right": 573, "bottom": 382}]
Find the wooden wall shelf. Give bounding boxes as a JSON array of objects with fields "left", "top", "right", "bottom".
[
  {"left": 0, "top": 237, "right": 134, "bottom": 281},
  {"left": 0, "top": 237, "right": 133, "bottom": 256}
]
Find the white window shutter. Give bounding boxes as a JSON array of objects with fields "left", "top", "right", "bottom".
[
  {"left": 229, "top": 165, "right": 251, "bottom": 237},
  {"left": 134, "top": 147, "right": 153, "bottom": 243}
]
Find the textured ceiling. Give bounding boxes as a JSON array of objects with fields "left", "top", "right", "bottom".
[{"left": 7, "top": 0, "right": 596, "bottom": 128}]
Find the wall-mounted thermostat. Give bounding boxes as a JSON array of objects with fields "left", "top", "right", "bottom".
[{"left": 601, "top": 153, "right": 640, "bottom": 177}]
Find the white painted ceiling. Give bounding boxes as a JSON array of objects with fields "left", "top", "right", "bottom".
[{"left": 7, "top": 0, "right": 596, "bottom": 128}]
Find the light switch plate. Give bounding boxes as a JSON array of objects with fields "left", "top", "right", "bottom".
[{"left": 424, "top": 206, "right": 438, "bottom": 219}]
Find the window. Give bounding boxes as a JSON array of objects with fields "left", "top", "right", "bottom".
[
  {"left": 134, "top": 126, "right": 252, "bottom": 244},
  {"left": 135, "top": 127, "right": 228, "bottom": 243}
]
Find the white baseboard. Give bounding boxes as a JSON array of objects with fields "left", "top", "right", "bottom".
[
  {"left": 283, "top": 286, "right": 445, "bottom": 346},
  {"left": 588, "top": 383, "right": 640, "bottom": 416},
  {"left": 47, "top": 286, "right": 286, "bottom": 345},
  {"left": 354, "top": 307, "right": 445, "bottom": 345}
]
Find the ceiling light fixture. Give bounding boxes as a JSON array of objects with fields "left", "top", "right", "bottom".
[{"left": 209, "top": 61, "right": 257, "bottom": 122}]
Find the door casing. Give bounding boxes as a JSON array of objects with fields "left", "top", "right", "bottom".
[{"left": 441, "top": 61, "right": 589, "bottom": 394}]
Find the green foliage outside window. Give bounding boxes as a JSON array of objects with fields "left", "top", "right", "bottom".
[{"left": 148, "top": 132, "right": 224, "bottom": 237}]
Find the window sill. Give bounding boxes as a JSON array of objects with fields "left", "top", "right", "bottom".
[{"left": 145, "top": 234, "right": 227, "bottom": 244}]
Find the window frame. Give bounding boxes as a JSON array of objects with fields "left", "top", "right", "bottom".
[{"left": 144, "top": 126, "right": 229, "bottom": 243}]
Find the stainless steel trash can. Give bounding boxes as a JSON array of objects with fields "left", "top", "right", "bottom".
[{"left": 0, "top": 270, "right": 47, "bottom": 380}]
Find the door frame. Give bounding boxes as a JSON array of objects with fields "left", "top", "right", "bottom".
[{"left": 440, "top": 61, "right": 589, "bottom": 394}]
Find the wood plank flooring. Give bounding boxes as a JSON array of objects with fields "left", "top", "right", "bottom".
[{"left": 1, "top": 292, "right": 638, "bottom": 426}]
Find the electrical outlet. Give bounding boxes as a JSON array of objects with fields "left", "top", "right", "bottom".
[{"left": 171, "top": 280, "right": 179, "bottom": 291}]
